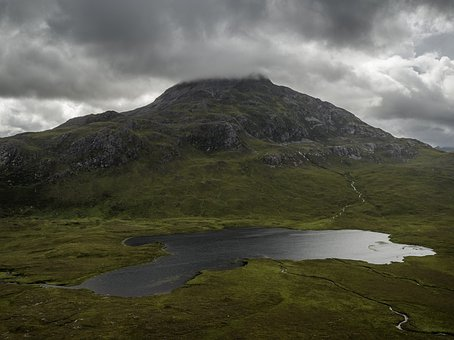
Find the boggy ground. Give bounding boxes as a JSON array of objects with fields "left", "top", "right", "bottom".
[
  {"left": 1, "top": 214, "right": 454, "bottom": 339},
  {"left": 1, "top": 151, "right": 454, "bottom": 339}
]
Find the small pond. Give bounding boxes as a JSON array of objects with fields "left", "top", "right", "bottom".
[{"left": 76, "top": 228, "right": 435, "bottom": 297}]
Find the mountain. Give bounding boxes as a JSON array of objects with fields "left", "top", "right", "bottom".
[
  {"left": 0, "top": 77, "right": 425, "bottom": 180},
  {"left": 0, "top": 76, "right": 441, "bottom": 217}
]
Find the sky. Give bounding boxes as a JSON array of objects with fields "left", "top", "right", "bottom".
[{"left": 0, "top": 0, "right": 453, "bottom": 146}]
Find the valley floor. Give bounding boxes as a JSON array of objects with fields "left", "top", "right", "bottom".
[
  {"left": 1, "top": 215, "right": 454, "bottom": 339},
  {"left": 1, "top": 151, "right": 454, "bottom": 339}
]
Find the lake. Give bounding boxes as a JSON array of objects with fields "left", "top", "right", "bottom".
[{"left": 77, "top": 228, "right": 435, "bottom": 297}]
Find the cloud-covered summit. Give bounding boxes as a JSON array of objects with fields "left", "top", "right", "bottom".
[{"left": 1, "top": 0, "right": 453, "bottom": 146}]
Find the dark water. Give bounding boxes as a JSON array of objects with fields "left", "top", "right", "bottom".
[{"left": 77, "top": 228, "right": 435, "bottom": 297}]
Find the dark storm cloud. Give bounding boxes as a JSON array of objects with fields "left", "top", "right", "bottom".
[
  {"left": 45, "top": 0, "right": 273, "bottom": 79},
  {"left": 44, "top": 0, "right": 392, "bottom": 79},
  {"left": 0, "top": 0, "right": 399, "bottom": 96},
  {"left": 0, "top": 0, "right": 453, "bottom": 145},
  {"left": 269, "top": 0, "right": 390, "bottom": 48},
  {"left": 0, "top": 0, "right": 54, "bottom": 24},
  {"left": 49, "top": 0, "right": 267, "bottom": 45},
  {"left": 45, "top": 0, "right": 454, "bottom": 58},
  {"left": 48, "top": 0, "right": 379, "bottom": 48},
  {"left": 0, "top": 0, "right": 449, "bottom": 94}
]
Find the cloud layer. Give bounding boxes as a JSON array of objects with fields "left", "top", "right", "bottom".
[{"left": 1, "top": 0, "right": 453, "bottom": 146}]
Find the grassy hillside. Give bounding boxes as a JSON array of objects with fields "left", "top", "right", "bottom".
[
  {"left": 4, "top": 141, "right": 447, "bottom": 220},
  {"left": 1, "top": 148, "right": 454, "bottom": 338}
]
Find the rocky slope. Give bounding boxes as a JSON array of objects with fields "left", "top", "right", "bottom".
[{"left": 0, "top": 76, "right": 427, "bottom": 186}]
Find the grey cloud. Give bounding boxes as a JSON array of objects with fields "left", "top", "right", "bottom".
[
  {"left": 4, "top": 110, "right": 48, "bottom": 132},
  {"left": 416, "top": 32, "right": 454, "bottom": 58},
  {"left": 0, "top": 0, "right": 453, "bottom": 146},
  {"left": 268, "top": 0, "right": 389, "bottom": 48},
  {"left": 0, "top": 97, "right": 103, "bottom": 137},
  {"left": 0, "top": 21, "right": 165, "bottom": 102},
  {"left": 46, "top": 0, "right": 453, "bottom": 56},
  {"left": 367, "top": 56, "right": 454, "bottom": 127},
  {"left": 0, "top": 0, "right": 52, "bottom": 22},
  {"left": 45, "top": 0, "right": 272, "bottom": 79},
  {"left": 0, "top": 99, "right": 66, "bottom": 136},
  {"left": 372, "top": 118, "right": 454, "bottom": 147},
  {"left": 364, "top": 54, "right": 454, "bottom": 146},
  {"left": 2, "top": 0, "right": 450, "bottom": 91},
  {"left": 39, "top": 0, "right": 393, "bottom": 82},
  {"left": 46, "top": 0, "right": 442, "bottom": 51},
  {"left": 372, "top": 90, "right": 454, "bottom": 125},
  {"left": 48, "top": 0, "right": 266, "bottom": 48}
]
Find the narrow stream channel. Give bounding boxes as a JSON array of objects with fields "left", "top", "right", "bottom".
[{"left": 389, "top": 307, "right": 409, "bottom": 331}]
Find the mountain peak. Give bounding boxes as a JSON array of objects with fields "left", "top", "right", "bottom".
[
  {"left": 178, "top": 73, "right": 272, "bottom": 86},
  {"left": 127, "top": 74, "right": 276, "bottom": 116},
  {"left": 130, "top": 76, "right": 391, "bottom": 142},
  {"left": 160, "top": 74, "right": 274, "bottom": 98}
]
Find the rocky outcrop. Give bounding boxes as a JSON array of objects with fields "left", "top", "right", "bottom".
[
  {"left": 0, "top": 127, "right": 147, "bottom": 184},
  {"left": 62, "top": 127, "right": 144, "bottom": 169},
  {"left": 261, "top": 139, "right": 423, "bottom": 167},
  {"left": 0, "top": 140, "right": 55, "bottom": 184},
  {"left": 379, "top": 141, "right": 420, "bottom": 159},
  {"left": 237, "top": 115, "right": 309, "bottom": 143},
  {"left": 182, "top": 121, "right": 243, "bottom": 151},
  {"left": 262, "top": 151, "right": 309, "bottom": 167},
  {"left": 0, "top": 141, "right": 25, "bottom": 168}
]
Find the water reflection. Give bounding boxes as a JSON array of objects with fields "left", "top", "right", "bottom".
[{"left": 78, "top": 228, "right": 435, "bottom": 297}]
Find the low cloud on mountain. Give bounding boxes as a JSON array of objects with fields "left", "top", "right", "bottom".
[{"left": 0, "top": 0, "right": 453, "bottom": 146}]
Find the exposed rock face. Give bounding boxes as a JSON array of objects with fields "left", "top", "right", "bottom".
[
  {"left": 63, "top": 128, "right": 144, "bottom": 169},
  {"left": 0, "top": 140, "right": 55, "bottom": 184},
  {"left": 182, "top": 122, "right": 242, "bottom": 151},
  {"left": 129, "top": 77, "right": 392, "bottom": 144},
  {"left": 381, "top": 141, "right": 420, "bottom": 159},
  {"left": 0, "top": 76, "right": 429, "bottom": 184},
  {"left": 0, "top": 141, "right": 24, "bottom": 168},
  {"left": 262, "top": 152, "right": 309, "bottom": 167},
  {"left": 329, "top": 145, "right": 364, "bottom": 160}
]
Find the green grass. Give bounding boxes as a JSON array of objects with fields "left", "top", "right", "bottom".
[
  {"left": 1, "top": 150, "right": 454, "bottom": 338},
  {"left": 33, "top": 149, "right": 355, "bottom": 220}
]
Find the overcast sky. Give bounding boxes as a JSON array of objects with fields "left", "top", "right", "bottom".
[{"left": 1, "top": 0, "right": 453, "bottom": 146}]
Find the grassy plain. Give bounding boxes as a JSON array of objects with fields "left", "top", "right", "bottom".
[{"left": 1, "top": 148, "right": 454, "bottom": 339}]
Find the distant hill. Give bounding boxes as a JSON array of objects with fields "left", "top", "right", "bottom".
[{"left": 436, "top": 146, "right": 454, "bottom": 153}]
